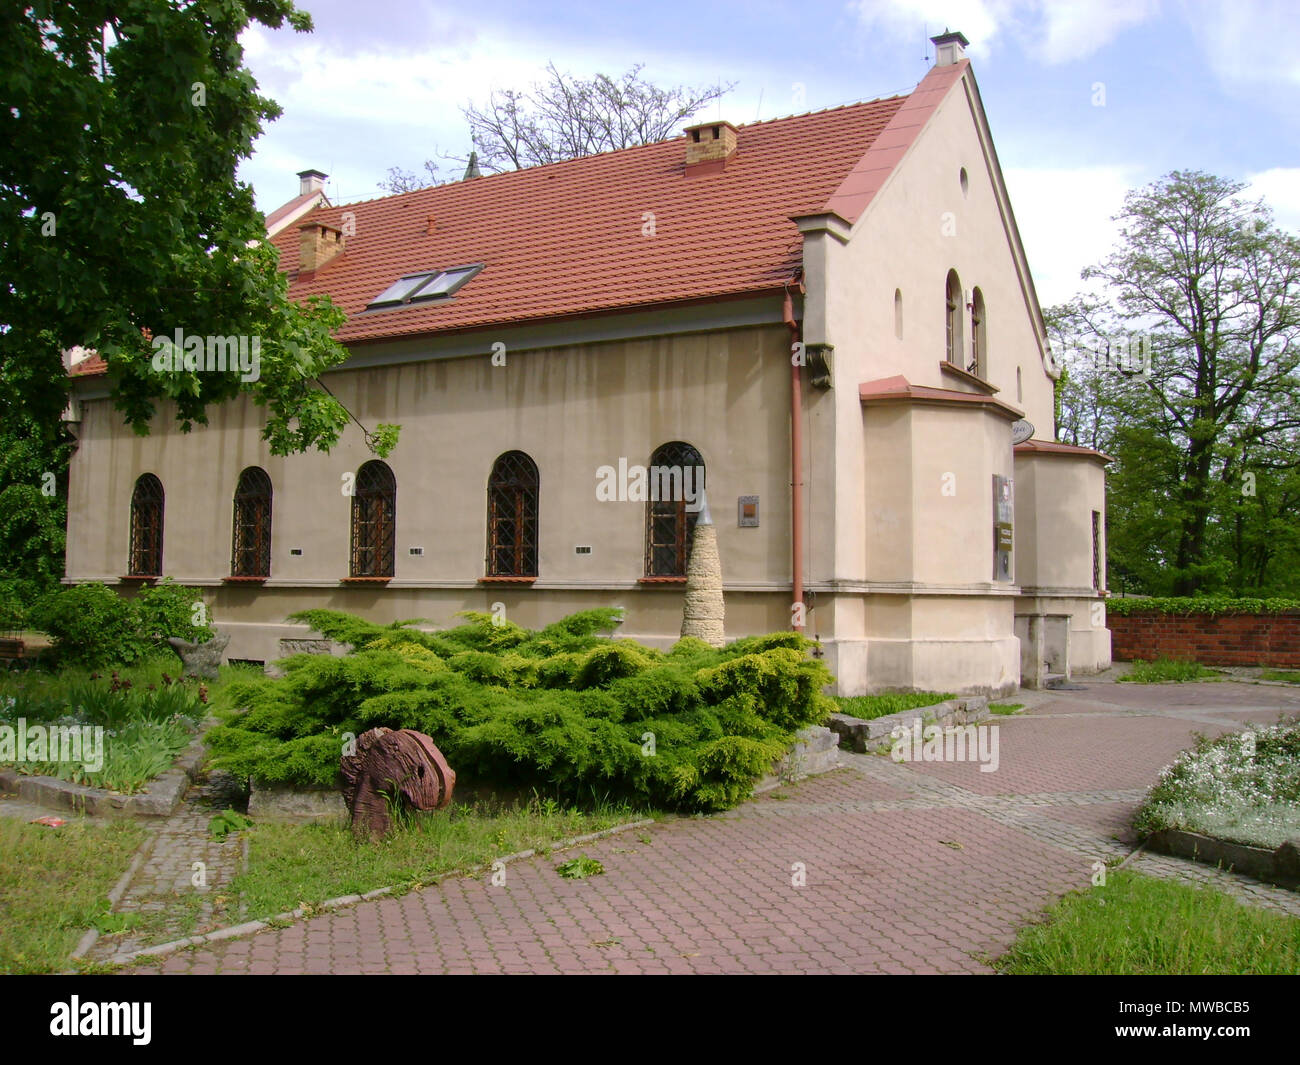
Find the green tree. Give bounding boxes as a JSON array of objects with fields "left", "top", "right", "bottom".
[
  {"left": 1056, "top": 172, "right": 1300, "bottom": 595},
  {"left": 0, "top": 1, "right": 396, "bottom": 457},
  {"left": 1, "top": 2, "right": 398, "bottom": 592}
]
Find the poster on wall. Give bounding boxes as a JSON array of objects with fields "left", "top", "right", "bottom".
[{"left": 993, "top": 475, "right": 1014, "bottom": 582}]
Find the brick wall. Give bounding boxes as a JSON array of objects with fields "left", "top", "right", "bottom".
[{"left": 1109, "top": 610, "right": 1300, "bottom": 667}]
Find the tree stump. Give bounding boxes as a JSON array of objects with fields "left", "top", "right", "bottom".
[
  {"left": 166, "top": 631, "right": 229, "bottom": 679},
  {"left": 340, "top": 727, "right": 456, "bottom": 839}
]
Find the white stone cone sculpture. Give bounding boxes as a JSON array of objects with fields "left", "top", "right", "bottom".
[{"left": 680, "top": 492, "right": 726, "bottom": 647}]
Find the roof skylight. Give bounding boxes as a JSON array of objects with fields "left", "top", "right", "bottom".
[{"left": 366, "top": 265, "right": 481, "bottom": 309}]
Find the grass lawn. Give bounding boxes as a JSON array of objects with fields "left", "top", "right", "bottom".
[
  {"left": 1118, "top": 657, "right": 1221, "bottom": 683},
  {"left": 997, "top": 870, "right": 1300, "bottom": 974},
  {"left": 1259, "top": 668, "right": 1300, "bottom": 684},
  {"left": 229, "top": 797, "right": 648, "bottom": 920},
  {"left": 86, "top": 795, "right": 651, "bottom": 960},
  {"left": 835, "top": 691, "right": 955, "bottom": 721},
  {"left": 989, "top": 702, "right": 1025, "bottom": 715},
  {"left": 0, "top": 817, "right": 146, "bottom": 974}
]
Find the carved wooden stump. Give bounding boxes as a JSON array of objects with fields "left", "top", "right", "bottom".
[{"left": 340, "top": 727, "right": 456, "bottom": 839}]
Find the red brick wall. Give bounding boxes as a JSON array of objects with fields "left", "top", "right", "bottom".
[{"left": 1109, "top": 611, "right": 1300, "bottom": 667}]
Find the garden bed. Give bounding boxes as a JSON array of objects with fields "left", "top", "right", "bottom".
[
  {"left": 1134, "top": 719, "right": 1300, "bottom": 886},
  {"left": 0, "top": 661, "right": 210, "bottom": 804}
]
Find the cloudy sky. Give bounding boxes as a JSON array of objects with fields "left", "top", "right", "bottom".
[{"left": 238, "top": 0, "right": 1300, "bottom": 307}]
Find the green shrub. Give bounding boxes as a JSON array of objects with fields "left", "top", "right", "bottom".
[
  {"left": 135, "top": 578, "right": 214, "bottom": 644},
  {"left": 1106, "top": 597, "right": 1300, "bottom": 617},
  {"left": 30, "top": 582, "right": 147, "bottom": 667},
  {"left": 208, "top": 612, "right": 835, "bottom": 812},
  {"left": 28, "top": 579, "right": 213, "bottom": 668}
]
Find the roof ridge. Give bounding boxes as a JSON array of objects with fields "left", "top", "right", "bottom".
[{"left": 301, "top": 92, "right": 914, "bottom": 213}]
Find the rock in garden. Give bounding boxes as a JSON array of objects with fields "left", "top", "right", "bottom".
[
  {"left": 340, "top": 727, "right": 456, "bottom": 840},
  {"left": 166, "top": 631, "right": 230, "bottom": 679}
]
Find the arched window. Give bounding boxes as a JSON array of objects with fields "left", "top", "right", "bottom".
[
  {"left": 894, "top": 288, "right": 904, "bottom": 340},
  {"left": 231, "top": 467, "right": 272, "bottom": 578},
  {"left": 969, "top": 287, "right": 986, "bottom": 376},
  {"left": 350, "top": 461, "right": 396, "bottom": 578},
  {"left": 487, "top": 451, "right": 539, "bottom": 577},
  {"left": 128, "top": 474, "right": 164, "bottom": 577},
  {"left": 645, "top": 441, "right": 705, "bottom": 577},
  {"left": 945, "top": 270, "right": 964, "bottom": 364}
]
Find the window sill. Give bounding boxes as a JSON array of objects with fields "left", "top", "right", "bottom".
[
  {"left": 478, "top": 576, "right": 537, "bottom": 584},
  {"left": 638, "top": 576, "right": 687, "bottom": 584},
  {"left": 939, "top": 360, "right": 1000, "bottom": 394},
  {"left": 340, "top": 577, "right": 393, "bottom": 584},
  {"left": 223, "top": 576, "right": 268, "bottom": 583},
  {"left": 119, "top": 575, "right": 159, "bottom": 583}
]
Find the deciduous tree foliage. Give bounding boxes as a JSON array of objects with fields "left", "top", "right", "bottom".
[
  {"left": 1052, "top": 171, "right": 1300, "bottom": 596},
  {"left": 380, "top": 62, "right": 734, "bottom": 192},
  {"left": 0, "top": 1, "right": 398, "bottom": 594},
  {"left": 0, "top": 1, "right": 394, "bottom": 458}
]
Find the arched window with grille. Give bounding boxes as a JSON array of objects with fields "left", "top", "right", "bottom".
[
  {"left": 486, "top": 451, "right": 539, "bottom": 577},
  {"left": 128, "top": 473, "right": 164, "bottom": 577},
  {"left": 231, "top": 467, "right": 272, "bottom": 578},
  {"left": 645, "top": 441, "right": 705, "bottom": 577},
  {"left": 350, "top": 461, "right": 396, "bottom": 578},
  {"left": 969, "top": 287, "right": 986, "bottom": 376},
  {"left": 945, "top": 270, "right": 964, "bottom": 364}
]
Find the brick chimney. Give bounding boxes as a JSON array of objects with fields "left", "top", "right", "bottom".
[
  {"left": 930, "top": 29, "right": 968, "bottom": 67},
  {"left": 297, "top": 169, "right": 328, "bottom": 196},
  {"left": 683, "top": 121, "right": 738, "bottom": 168},
  {"left": 298, "top": 221, "right": 344, "bottom": 272}
]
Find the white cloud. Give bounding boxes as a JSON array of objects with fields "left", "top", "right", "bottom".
[
  {"left": 846, "top": 0, "right": 1157, "bottom": 63},
  {"left": 1245, "top": 168, "right": 1300, "bottom": 234},
  {"left": 1003, "top": 165, "right": 1142, "bottom": 306},
  {"left": 1183, "top": 0, "right": 1300, "bottom": 92},
  {"left": 1036, "top": 0, "right": 1159, "bottom": 64}
]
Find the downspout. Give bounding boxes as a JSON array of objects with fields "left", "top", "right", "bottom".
[{"left": 784, "top": 278, "right": 805, "bottom": 633}]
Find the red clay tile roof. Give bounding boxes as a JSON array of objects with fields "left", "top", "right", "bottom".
[
  {"left": 858, "top": 373, "right": 1022, "bottom": 419},
  {"left": 265, "top": 187, "right": 329, "bottom": 235},
  {"left": 72, "top": 64, "right": 968, "bottom": 375},
  {"left": 1015, "top": 439, "right": 1113, "bottom": 462},
  {"left": 271, "top": 93, "right": 910, "bottom": 346},
  {"left": 821, "top": 61, "right": 966, "bottom": 224}
]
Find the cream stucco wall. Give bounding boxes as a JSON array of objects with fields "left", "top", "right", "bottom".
[{"left": 64, "top": 63, "right": 1105, "bottom": 695}]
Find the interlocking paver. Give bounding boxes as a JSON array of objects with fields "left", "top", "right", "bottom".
[{"left": 123, "top": 679, "right": 1300, "bottom": 974}]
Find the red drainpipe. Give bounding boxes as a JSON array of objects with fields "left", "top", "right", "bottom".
[{"left": 784, "top": 279, "right": 805, "bottom": 633}]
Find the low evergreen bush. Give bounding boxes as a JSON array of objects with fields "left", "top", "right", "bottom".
[{"left": 206, "top": 608, "right": 836, "bottom": 811}]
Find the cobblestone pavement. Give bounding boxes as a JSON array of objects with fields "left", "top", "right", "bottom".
[
  {"left": 83, "top": 772, "right": 247, "bottom": 963},
  {"left": 127, "top": 679, "right": 1300, "bottom": 974}
]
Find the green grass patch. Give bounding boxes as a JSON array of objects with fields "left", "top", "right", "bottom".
[
  {"left": 997, "top": 870, "right": 1300, "bottom": 974},
  {"left": 227, "top": 796, "right": 643, "bottom": 920},
  {"left": 834, "top": 691, "right": 954, "bottom": 721},
  {"left": 989, "top": 703, "right": 1024, "bottom": 715},
  {"left": 1259, "top": 669, "right": 1300, "bottom": 684},
  {"left": 1133, "top": 719, "right": 1300, "bottom": 848},
  {"left": 0, "top": 817, "right": 146, "bottom": 974},
  {"left": 1117, "top": 657, "right": 1220, "bottom": 683}
]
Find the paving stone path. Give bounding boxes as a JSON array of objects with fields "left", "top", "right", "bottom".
[
  {"left": 123, "top": 678, "right": 1300, "bottom": 975},
  {"left": 81, "top": 772, "right": 247, "bottom": 963}
]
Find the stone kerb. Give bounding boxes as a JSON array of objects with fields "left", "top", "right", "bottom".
[{"left": 827, "top": 697, "right": 991, "bottom": 754}]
